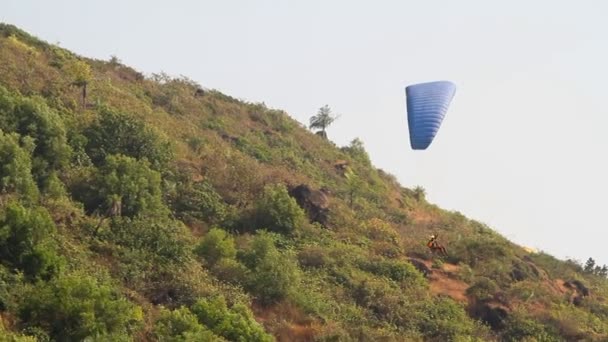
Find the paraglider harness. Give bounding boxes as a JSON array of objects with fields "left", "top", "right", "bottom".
[
  {"left": 427, "top": 234, "right": 448, "bottom": 256},
  {"left": 427, "top": 234, "right": 438, "bottom": 248}
]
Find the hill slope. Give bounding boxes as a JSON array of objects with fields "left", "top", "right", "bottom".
[{"left": 0, "top": 23, "right": 607, "bottom": 341}]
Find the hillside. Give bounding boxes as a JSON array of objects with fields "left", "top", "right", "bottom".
[{"left": 0, "top": 23, "right": 607, "bottom": 341}]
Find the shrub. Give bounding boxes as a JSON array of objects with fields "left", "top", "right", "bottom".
[
  {"left": 417, "top": 297, "right": 479, "bottom": 341},
  {"left": 341, "top": 138, "right": 371, "bottom": 166},
  {"left": 172, "top": 180, "right": 227, "bottom": 225},
  {"left": 191, "top": 296, "right": 273, "bottom": 342},
  {"left": 86, "top": 154, "right": 166, "bottom": 217},
  {"left": 106, "top": 216, "right": 192, "bottom": 266},
  {"left": 0, "top": 202, "right": 62, "bottom": 280},
  {"left": 0, "top": 323, "right": 37, "bottom": 342},
  {"left": 358, "top": 257, "right": 426, "bottom": 286},
  {"left": 240, "top": 232, "right": 300, "bottom": 305},
  {"left": 211, "top": 258, "right": 250, "bottom": 286},
  {"left": 0, "top": 131, "right": 38, "bottom": 200},
  {"left": 195, "top": 228, "right": 237, "bottom": 266},
  {"left": 85, "top": 109, "right": 172, "bottom": 170},
  {"left": 466, "top": 277, "right": 499, "bottom": 302},
  {"left": 0, "top": 87, "right": 72, "bottom": 180},
  {"left": 18, "top": 273, "right": 143, "bottom": 341},
  {"left": 298, "top": 246, "right": 329, "bottom": 268},
  {"left": 501, "top": 313, "right": 559, "bottom": 342},
  {"left": 254, "top": 184, "right": 305, "bottom": 234},
  {"left": 153, "top": 307, "right": 220, "bottom": 341}
]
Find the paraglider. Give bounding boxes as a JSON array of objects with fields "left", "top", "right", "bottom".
[
  {"left": 405, "top": 81, "right": 456, "bottom": 150},
  {"left": 427, "top": 233, "right": 448, "bottom": 256}
]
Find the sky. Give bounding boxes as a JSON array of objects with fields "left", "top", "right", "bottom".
[{"left": 3, "top": 0, "right": 608, "bottom": 265}]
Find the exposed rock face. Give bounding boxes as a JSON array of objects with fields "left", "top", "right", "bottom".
[
  {"left": 564, "top": 279, "right": 590, "bottom": 306},
  {"left": 289, "top": 184, "right": 330, "bottom": 226},
  {"left": 194, "top": 88, "right": 205, "bottom": 97},
  {"left": 510, "top": 260, "right": 541, "bottom": 281},
  {"left": 470, "top": 301, "right": 509, "bottom": 330}
]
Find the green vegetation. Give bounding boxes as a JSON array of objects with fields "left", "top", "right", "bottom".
[
  {"left": 0, "top": 23, "right": 606, "bottom": 340},
  {"left": 309, "top": 105, "right": 338, "bottom": 138}
]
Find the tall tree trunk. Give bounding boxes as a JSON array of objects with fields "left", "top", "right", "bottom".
[{"left": 82, "top": 83, "right": 87, "bottom": 110}]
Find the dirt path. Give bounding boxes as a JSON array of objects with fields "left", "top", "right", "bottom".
[{"left": 411, "top": 258, "right": 470, "bottom": 303}]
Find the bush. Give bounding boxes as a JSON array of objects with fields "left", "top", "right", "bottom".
[
  {"left": 195, "top": 228, "right": 236, "bottom": 266},
  {"left": 18, "top": 273, "right": 143, "bottom": 341},
  {"left": 240, "top": 232, "right": 300, "bottom": 305},
  {"left": 0, "top": 323, "right": 37, "bottom": 342},
  {"left": 0, "top": 202, "right": 62, "bottom": 280},
  {"left": 298, "top": 246, "right": 329, "bottom": 268},
  {"left": 172, "top": 180, "right": 227, "bottom": 225},
  {"left": 341, "top": 138, "right": 371, "bottom": 166},
  {"left": 191, "top": 296, "right": 273, "bottom": 342},
  {"left": 0, "top": 131, "right": 38, "bottom": 200},
  {"left": 105, "top": 216, "right": 192, "bottom": 266},
  {"left": 254, "top": 184, "right": 305, "bottom": 234},
  {"left": 211, "top": 258, "right": 250, "bottom": 286},
  {"left": 85, "top": 108, "right": 172, "bottom": 170},
  {"left": 417, "top": 297, "right": 479, "bottom": 341},
  {"left": 0, "top": 87, "right": 72, "bottom": 180},
  {"left": 153, "top": 307, "right": 220, "bottom": 341},
  {"left": 86, "top": 154, "right": 166, "bottom": 217},
  {"left": 501, "top": 313, "right": 559, "bottom": 342},
  {"left": 466, "top": 277, "right": 499, "bottom": 302},
  {"left": 358, "top": 257, "right": 426, "bottom": 286}
]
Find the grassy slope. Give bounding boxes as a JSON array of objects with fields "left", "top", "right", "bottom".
[{"left": 0, "top": 23, "right": 607, "bottom": 341}]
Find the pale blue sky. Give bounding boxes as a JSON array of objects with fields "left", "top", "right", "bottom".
[{"left": 3, "top": 1, "right": 608, "bottom": 264}]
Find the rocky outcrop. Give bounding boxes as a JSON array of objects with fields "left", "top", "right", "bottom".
[
  {"left": 289, "top": 184, "right": 330, "bottom": 226},
  {"left": 564, "top": 279, "right": 590, "bottom": 306},
  {"left": 469, "top": 301, "right": 509, "bottom": 330}
]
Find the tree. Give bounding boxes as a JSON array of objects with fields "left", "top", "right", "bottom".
[
  {"left": 254, "top": 183, "right": 305, "bottom": 234},
  {"left": 85, "top": 109, "right": 173, "bottom": 170},
  {"left": 66, "top": 60, "right": 92, "bottom": 110},
  {"left": 18, "top": 272, "right": 143, "bottom": 340},
  {"left": 342, "top": 138, "right": 371, "bottom": 165},
  {"left": 413, "top": 186, "right": 426, "bottom": 202},
  {"left": 309, "top": 105, "right": 338, "bottom": 138},
  {"left": 195, "top": 228, "right": 236, "bottom": 266},
  {"left": 584, "top": 257, "right": 596, "bottom": 273},
  {"left": 89, "top": 154, "right": 166, "bottom": 218},
  {"left": 0, "top": 202, "right": 62, "bottom": 280},
  {"left": 240, "top": 232, "right": 300, "bottom": 305},
  {"left": 599, "top": 265, "right": 608, "bottom": 278},
  {"left": 344, "top": 168, "right": 364, "bottom": 208},
  {"left": 0, "top": 131, "right": 38, "bottom": 201},
  {"left": 153, "top": 307, "right": 218, "bottom": 341},
  {"left": 191, "top": 296, "right": 273, "bottom": 341}
]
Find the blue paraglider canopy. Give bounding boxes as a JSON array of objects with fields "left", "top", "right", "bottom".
[{"left": 406, "top": 81, "right": 456, "bottom": 150}]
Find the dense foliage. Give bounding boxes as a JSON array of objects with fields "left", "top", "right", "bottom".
[{"left": 0, "top": 23, "right": 607, "bottom": 341}]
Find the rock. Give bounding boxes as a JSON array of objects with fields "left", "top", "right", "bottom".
[
  {"left": 572, "top": 295, "right": 584, "bottom": 306},
  {"left": 564, "top": 279, "right": 590, "bottom": 297},
  {"left": 564, "top": 279, "right": 590, "bottom": 306},
  {"left": 219, "top": 133, "right": 239, "bottom": 144},
  {"left": 564, "top": 280, "right": 590, "bottom": 296},
  {"left": 471, "top": 302, "right": 509, "bottom": 330},
  {"left": 289, "top": 184, "right": 330, "bottom": 226},
  {"left": 510, "top": 260, "right": 541, "bottom": 281}
]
